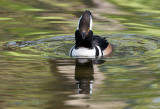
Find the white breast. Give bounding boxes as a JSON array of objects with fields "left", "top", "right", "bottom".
[
  {"left": 69, "top": 45, "right": 96, "bottom": 57},
  {"left": 69, "top": 45, "right": 103, "bottom": 57}
]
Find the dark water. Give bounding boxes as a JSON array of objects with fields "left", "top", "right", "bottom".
[{"left": 0, "top": 0, "right": 160, "bottom": 109}]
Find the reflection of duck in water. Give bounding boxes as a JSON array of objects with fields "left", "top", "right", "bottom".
[
  {"left": 48, "top": 58, "right": 105, "bottom": 95},
  {"left": 75, "top": 58, "right": 105, "bottom": 94},
  {"left": 69, "top": 10, "right": 112, "bottom": 57},
  {"left": 75, "top": 59, "right": 93, "bottom": 94}
]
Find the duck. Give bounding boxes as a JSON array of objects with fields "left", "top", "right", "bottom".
[{"left": 69, "top": 10, "right": 112, "bottom": 57}]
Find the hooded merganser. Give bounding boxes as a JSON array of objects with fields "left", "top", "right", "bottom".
[{"left": 69, "top": 10, "right": 112, "bottom": 57}]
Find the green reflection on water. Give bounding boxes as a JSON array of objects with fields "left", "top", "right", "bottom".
[
  {"left": 0, "top": 0, "right": 44, "bottom": 11},
  {"left": 107, "top": 0, "right": 160, "bottom": 12},
  {"left": 107, "top": 0, "right": 160, "bottom": 37},
  {"left": 0, "top": 17, "right": 13, "bottom": 20}
]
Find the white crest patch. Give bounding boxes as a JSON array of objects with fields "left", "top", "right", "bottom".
[
  {"left": 77, "top": 15, "right": 93, "bottom": 30},
  {"left": 89, "top": 15, "right": 92, "bottom": 30},
  {"left": 77, "top": 16, "right": 82, "bottom": 30}
]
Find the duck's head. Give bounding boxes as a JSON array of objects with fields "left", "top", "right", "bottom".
[{"left": 76, "top": 10, "right": 93, "bottom": 40}]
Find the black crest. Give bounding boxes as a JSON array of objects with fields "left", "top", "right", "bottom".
[{"left": 77, "top": 10, "right": 92, "bottom": 32}]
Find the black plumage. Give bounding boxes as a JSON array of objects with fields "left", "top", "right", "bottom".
[{"left": 92, "top": 35, "right": 108, "bottom": 51}]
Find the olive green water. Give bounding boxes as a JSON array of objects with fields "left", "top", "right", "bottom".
[{"left": 0, "top": 0, "right": 160, "bottom": 109}]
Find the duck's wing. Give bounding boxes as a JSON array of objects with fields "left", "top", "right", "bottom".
[{"left": 92, "top": 35, "right": 109, "bottom": 51}]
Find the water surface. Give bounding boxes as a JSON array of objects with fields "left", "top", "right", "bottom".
[{"left": 0, "top": 0, "right": 160, "bottom": 109}]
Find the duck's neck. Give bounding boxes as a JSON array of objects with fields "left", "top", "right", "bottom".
[
  {"left": 75, "top": 30, "right": 93, "bottom": 49},
  {"left": 75, "top": 38, "right": 93, "bottom": 49}
]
